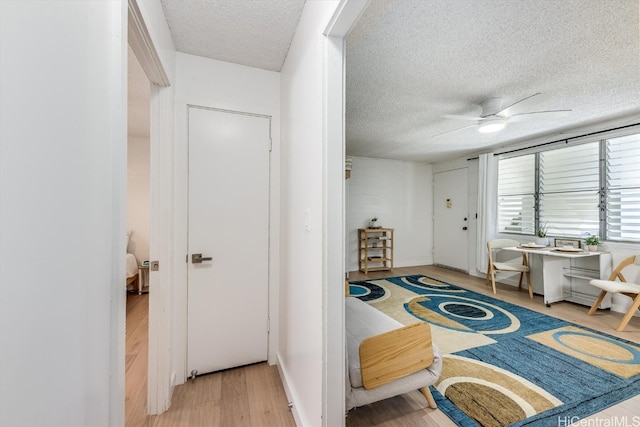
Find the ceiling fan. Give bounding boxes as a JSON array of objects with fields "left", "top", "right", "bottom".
[{"left": 436, "top": 93, "right": 571, "bottom": 136}]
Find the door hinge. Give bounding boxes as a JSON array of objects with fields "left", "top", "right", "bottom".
[
  {"left": 267, "top": 317, "right": 270, "bottom": 333},
  {"left": 269, "top": 138, "right": 273, "bottom": 152}
]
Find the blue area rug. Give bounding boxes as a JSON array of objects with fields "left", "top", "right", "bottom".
[{"left": 349, "top": 275, "right": 640, "bottom": 427}]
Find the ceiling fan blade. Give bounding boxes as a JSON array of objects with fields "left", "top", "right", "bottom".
[
  {"left": 432, "top": 124, "right": 477, "bottom": 137},
  {"left": 496, "top": 93, "right": 548, "bottom": 117},
  {"left": 507, "top": 110, "right": 572, "bottom": 122},
  {"left": 442, "top": 114, "right": 483, "bottom": 121}
]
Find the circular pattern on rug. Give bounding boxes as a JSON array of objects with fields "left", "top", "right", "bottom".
[
  {"left": 436, "top": 355, "right": 561, "bottom": 426},
  {"left": 400, "top": 276, "right": 467, "bottom": 293},
  {"left": 348, "top": 284, "right": 370, "bottom": 297},
  {"left": 552, "top": 330, "right": 640, "bottom": 364},
  {"left": 443, "top": 380, "right": 528, "bottom": 425},
  {"left": 405, "top": 294, "right": 520, "bottom": 334},
  {"left": 439, "top": 302, "right": 494, "bottom": 320},
  {"left": 349, "top": 282, "right": 386, "bottom": 301}
]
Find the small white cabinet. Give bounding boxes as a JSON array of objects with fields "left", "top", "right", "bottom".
[{"left": 526, "top": 250, "right": 612, "bottom": 307}]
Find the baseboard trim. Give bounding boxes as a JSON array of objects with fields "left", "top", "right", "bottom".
[
  {"left": 276, "top": 354, "right": 302, "bottom": 426},
  {"left": 433, "top": 263, "right": 468, "bottom": 274}
]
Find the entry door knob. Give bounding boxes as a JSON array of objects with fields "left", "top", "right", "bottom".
[
  {"left": 462, "top": 226, "right": 468, "bottom": 231},
  {"left": 192, "top": 253, "right": 213, "bottom": 264}
]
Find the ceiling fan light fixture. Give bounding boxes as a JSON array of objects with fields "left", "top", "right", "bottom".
[{"left": 478, "top": 118, "right": 506, "bottom": 133}]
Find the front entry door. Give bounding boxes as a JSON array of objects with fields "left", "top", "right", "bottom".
[
  {"left": 187, "top": 106, "right": 270, "bottom": 376},
  {"left": 433, "top": 168, "right": 469, "bottom": 272}
]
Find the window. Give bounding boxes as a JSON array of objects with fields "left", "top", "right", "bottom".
[
  {"left": 539, "top": 143, "right": 599, "bottom": 238},
  {"left": 606, "top": 134, "right": 640, "bottom": 241},
  {"left": 498, "top": 155, "right": 535, "bottom": 234},
  {"left": 497, "top": 130, "right": 640, "bottom": 243}
]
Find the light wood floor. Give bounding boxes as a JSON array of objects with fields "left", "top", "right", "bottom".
[
  {"left": 125, "top": 293, "right": 295, "bottom": 427},
  {"left": 125, "top": 292, "right": 150, "bottom": 426},
  {"left": 345, "top": 265, "right": 640, "bottom": 426},
  {"left": 126, "top": 265, "right": 640, "bottom": 426}
]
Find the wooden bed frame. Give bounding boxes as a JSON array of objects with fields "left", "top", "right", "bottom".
[{"left": 126, "top": 274, "right": 138, "bottom": 288}]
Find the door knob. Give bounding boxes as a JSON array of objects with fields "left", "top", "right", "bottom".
[
  {"left": 192, "top": 253, "right": 213, "bottom": 264},
  {"left": 462, "top": 226, "right": 468, "bottom": 230}
]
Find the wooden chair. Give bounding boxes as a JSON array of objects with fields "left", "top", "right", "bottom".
[
  {"left": 487, "top": 239, "right": 533, "bottom": 298},
  {"left": 588, "top": 255, "right": 640, "bottom": 331}
]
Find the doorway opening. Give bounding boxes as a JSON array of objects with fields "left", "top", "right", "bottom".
[{"left": 125, "top": 45, "right": 152, "bottom": 424}]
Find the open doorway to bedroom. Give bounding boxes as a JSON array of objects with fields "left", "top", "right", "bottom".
[{"left": 125, "top": 44, "right": 152, "bottom": 424}]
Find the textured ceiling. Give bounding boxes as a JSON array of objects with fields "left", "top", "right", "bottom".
[
  {"left": 137, "top": 0, "right": 639, "bottom": 163},
  {"left": 346, "top": 0, "right": 640, "bottom": 162},
  {"left": 160, "top": 0, "right": 306, "bottom": 72}
]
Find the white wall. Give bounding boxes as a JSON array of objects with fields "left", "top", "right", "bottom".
[
  {"left": 279, "top": 1, "right": 340, "bottom": 426},
  {"left": 347, "top": 157, "right": 432, "bottom": 272},
  {"left": 172, "top": 52, "right": 281, "bottom": 383},
  {"left": 127, "top": 136, "right": 150, "bottom": 262},
  {"left": 0, "top": 1, "right": 127, "bottom": 426}
]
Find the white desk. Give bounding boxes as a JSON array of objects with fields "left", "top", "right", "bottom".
[{"left": 505, "top": 247, "right": 612, "bottom": 307}]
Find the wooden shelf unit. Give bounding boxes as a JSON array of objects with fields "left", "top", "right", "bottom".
[{"left": 358, "top": 228, "right": 394, "bottom": 273}]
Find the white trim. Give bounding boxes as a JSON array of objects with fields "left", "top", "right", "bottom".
[
  {"left": 127, "top": 0, "right": 174, "bottom": 415},
  {"left": 323, "top": 0, "right": 370, "bottom": 37},
  {"left": 323, "top": 34, "right": 346, "bottom": 427},
  {"left": 146, "top": 83, "right": 175, "bottom": 414},
  {"left": 323, "top": 1, "right": 369, "bottom": 425},
  {"left": 128, "top": 0, "right": 170, "bottom": 87},
  {"left": 276, "top": 354, "right": 302, "bottom": 426}
]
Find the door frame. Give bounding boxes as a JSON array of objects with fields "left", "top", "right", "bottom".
[
  {"left": 128, "top": 0, "right": 173, "bottom": 415},
  {"left": 323, "top": 1, "right": 371, "bottom": 425}
]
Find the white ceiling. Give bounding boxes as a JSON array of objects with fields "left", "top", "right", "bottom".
[
  {"left": 137, "top": 0, "right": 639, "bottom": 163},
  {"left": 160, "top": 0, "right": 306, "bottom": 72},
  {"left": 346, "top": 0, "right": 640, "bottom": 162}
]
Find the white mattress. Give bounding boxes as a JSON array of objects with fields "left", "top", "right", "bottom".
[{"left": 126, "top": 253, "right": 139, "bottom": 278}]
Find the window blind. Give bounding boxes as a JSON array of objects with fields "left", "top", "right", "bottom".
[
  {"left": 539, "top": 143, "right": 600, "bottom": 237},
  {"left": 606, "top": 134, "right": 640, "bottom": 241},
  {"left": 498, "top": 155, "right": 535, "bottom": 234}
]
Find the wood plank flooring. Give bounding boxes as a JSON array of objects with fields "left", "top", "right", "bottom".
[
  {"left": 345, "top": 265, "right": 640, "bottom": 426},
  {"left": 125, "top": 292, "right": 150, "bottom": 426},
  {"left": 126, "top": 265, "right": 640, "bottom": 426},
  {"left": 124, "top": 293, "right": 295, "bottom": 427}
]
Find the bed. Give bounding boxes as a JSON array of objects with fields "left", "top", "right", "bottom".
[{"left": 126, "top": 253, "right": 139, "bottom": 288}]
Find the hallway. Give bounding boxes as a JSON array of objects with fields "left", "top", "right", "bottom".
[{"left": 125, "top": 293, "right": 295, "bottom": 427}]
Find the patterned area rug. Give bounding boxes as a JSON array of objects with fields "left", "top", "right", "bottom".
[{"left": 348, "top": 275, "right": 640, "bottom": 427}]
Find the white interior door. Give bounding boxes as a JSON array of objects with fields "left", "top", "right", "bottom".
[
  {"left": 187, "top": 106, "right": 270, "bottom": 376},
  {"left": 433, "top": 168, "right": 469, "bottom": 271}
]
